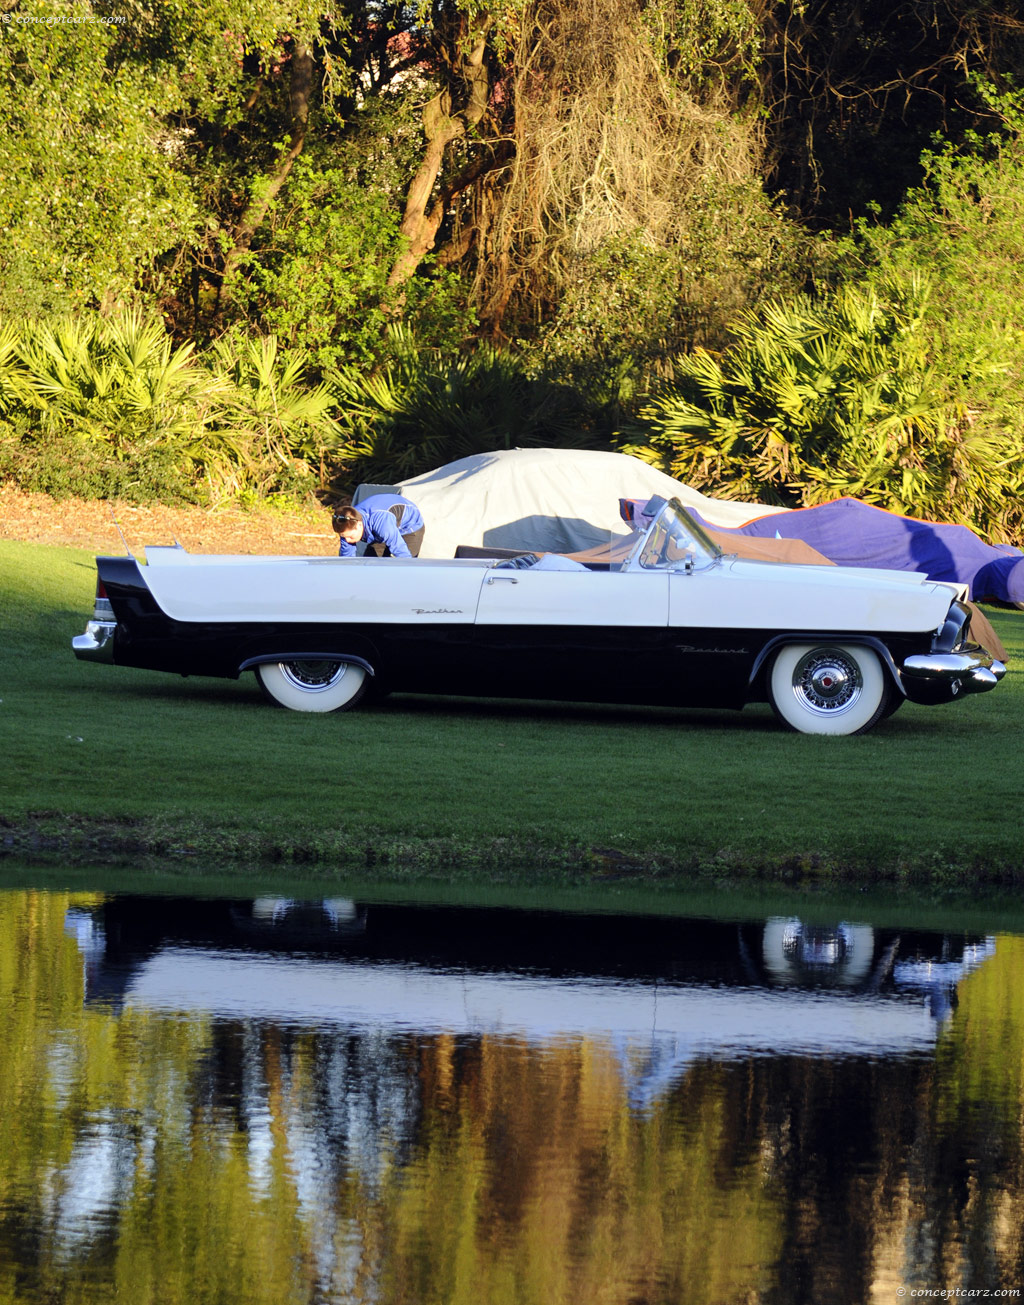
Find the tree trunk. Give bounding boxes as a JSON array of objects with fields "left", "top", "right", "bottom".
[
  {"left": 222, "top": 42, "right": 314, "bottom": 291},
  {"left": 387, "top": 19, "right": 493, "bottom": 288}
]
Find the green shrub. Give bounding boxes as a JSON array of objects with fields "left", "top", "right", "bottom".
[
  {"left": 0, "top": 309, "right": 220, "bottom": 503},
  {"left": 0, "top": 311, "right": 345, "bottom": 507},
  {"left": 328, "top": 328, "right": 603, "bottom": 487},
  {"left": 201, "top": 332, "right": 339, "bottom": 502},
  {"left": 834, "top": 78, "right": 1024, "bottom": 503},
  {"left": 12, "top": 310, "right": 217, "bottom": 447},
  {"left": 0, "top": 422, "right": 201, "bottom": 503},
  {"left": 623, "top": 274, "right": 1024, "bottom": 541},
  {"left": 533, "top": 188, "right": 820, "bottom": 419},
  {"left": 238, "top": 149, "right": 476, "bottom": 374}
]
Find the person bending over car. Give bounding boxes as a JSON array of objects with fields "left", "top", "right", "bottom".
[{"left": 332, "top": 493, "right": 425, "bottom": 558}]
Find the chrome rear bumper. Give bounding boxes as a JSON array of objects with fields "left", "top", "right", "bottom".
[
  {"left": 900, "top": 651, "right": 1006, "bottom": 704},
  {"left": 72, "top": 621, "right": 116, "bottom": 664}
]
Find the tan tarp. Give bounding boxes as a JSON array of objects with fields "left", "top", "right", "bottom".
[
  {"left": 965, "top": 603, "right": 1008, "bottom": 663},
  {"left": 704, "top": 529, "right": 833, "bottom": 566},
  {"left": 567, "top": 529, "right": 834, "bottom": 567}
]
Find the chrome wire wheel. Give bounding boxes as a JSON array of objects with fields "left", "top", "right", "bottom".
[
  {"left": 792, "top": 647, "right": 863, "bottom": 717},
  {"left": 255, "top": 659, "right": 368, "bottom": 713},
  {"left": 281, "top": 660, "right": 348, "bottom": 692},
  {"left": 768, "top": 643, "right": 890, "bottom": 735}
]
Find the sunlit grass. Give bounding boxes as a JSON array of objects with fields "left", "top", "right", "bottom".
[{"left": 2, "top": 538, "right": 1022, "bottom": 884}]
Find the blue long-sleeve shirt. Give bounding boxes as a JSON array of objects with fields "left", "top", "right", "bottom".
[{"left": 338, "top": 494, "right": 424, "bottom": 557}]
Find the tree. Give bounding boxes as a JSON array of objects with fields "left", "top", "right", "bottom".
[
  {"left": 219, "top": 39, "right": 317, "bottom": 293},
  {"left": 0, "top": 7, "right": 197, "bottom": 316},
  {"left": 386, "top": 6, "right": 499, "bottom": 289},
  {"left": 759, "top": 0, "right": 1024, "bottom": 222}
]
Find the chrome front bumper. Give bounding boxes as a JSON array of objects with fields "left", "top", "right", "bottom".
[
  {"left": 72, "top": 620, "right": 116, "bottom": 664},
  {"left": 900, "top": 651, "right": 1007, "bottom": 705}
]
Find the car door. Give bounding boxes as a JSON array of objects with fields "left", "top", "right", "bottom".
[
  {"left": 667, "top": 565, "right": 758, "bottom": 706},
  {"left": 470, "top": 565, "right": 672, "bottom": 704}
]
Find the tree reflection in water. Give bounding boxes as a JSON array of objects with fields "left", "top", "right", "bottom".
[{"left": 0, "top": 890, "right": 1021, "bottom": 1304}]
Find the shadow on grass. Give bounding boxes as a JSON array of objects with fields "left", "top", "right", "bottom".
[
  {"left": 372, "top": 692, "right": 785, "bottom": 733},
  {"left": 83, "top": 665, "right": 972, "bottom": 739},
  {"left": 101, "top": 674, "right": 831, "bottom": 736}
]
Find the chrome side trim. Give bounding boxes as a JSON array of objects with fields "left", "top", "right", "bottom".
[{"left": 72, "top": 621, "right": 116, "bottom": 664}]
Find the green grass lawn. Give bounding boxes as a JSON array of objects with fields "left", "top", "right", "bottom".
[{"left": 2, "top": 538, "right": 1023, "bottom": 889}]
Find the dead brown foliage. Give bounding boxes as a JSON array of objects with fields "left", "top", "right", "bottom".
[{"left": 0, "top": 486, "right": 335, "bottom": 557}]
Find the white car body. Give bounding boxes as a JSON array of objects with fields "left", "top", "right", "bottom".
[{"left": 73, "top": 497, "right": 1005, "bottom": 734}]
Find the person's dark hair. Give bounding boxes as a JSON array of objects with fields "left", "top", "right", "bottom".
[{"left": 331, "top": 505, "right": 364, "bottom": 534}]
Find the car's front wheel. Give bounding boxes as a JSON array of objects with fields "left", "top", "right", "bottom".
[
  {"left": 255, "top": 659, "right": 368, "bottom": 713},
  {"left": 768, "top": 643, "right": 891, "bottom": 735}
]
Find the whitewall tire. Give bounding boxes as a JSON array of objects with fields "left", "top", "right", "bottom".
[
  {"left": 255, "top": 659, "right": 368, "bottom": 713},
  {"left": 768, "top": 643, "right": 890, "bottom": 736}
]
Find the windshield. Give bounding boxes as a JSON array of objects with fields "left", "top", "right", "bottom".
[{"left": 627, "top": 497, "right": 722, "bottom": 572}]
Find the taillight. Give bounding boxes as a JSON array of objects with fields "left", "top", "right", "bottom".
[{"left": 94, "top": 577, "right": 114, "bottom": 621}]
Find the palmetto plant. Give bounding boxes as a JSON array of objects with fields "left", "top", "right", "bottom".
[
  {"left": 2, "top": 311, "right": 344, "bottom": 505},
  {"left": 0, "top": 322, "right": 28, "bottom": 416},
  {"left": 330, "top": 326, "right": 601, "bottom": 486},
  {"left": 206, "top": 334, "right": 340, "bottom": 500},
  {"left": 1, "top": 310, "right": 222, "bottom": 501},
  {"left": 624, "top": 275, "right": 1024, "bottom": 540},
  {"left": 13, "top": 310, "right": 219, "bottom": 452}
]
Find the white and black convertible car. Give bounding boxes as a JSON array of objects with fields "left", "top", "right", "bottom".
[{"left": 72, "top": 496, "right": 1006, "bottom": 735}]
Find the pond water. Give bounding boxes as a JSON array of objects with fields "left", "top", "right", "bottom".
[{"left": 2, "top": 885, "right": 1023, "bottom": 1304}]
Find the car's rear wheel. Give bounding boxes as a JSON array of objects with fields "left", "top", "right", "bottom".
[
  {"left": 768, "top": 643, "right": 890, "bottom": 735},
  {"left": 255, "top": 659, "right": 368, "bottom": 713}
]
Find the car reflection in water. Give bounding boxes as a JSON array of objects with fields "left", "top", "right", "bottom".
[
  {"left": 54, "top": 897, "right": 997, "bottom": 1275},
  {"left": 64, "top": 897, "right": 996, "bottom": 1093},
  {"left": 757, "top": 916, "right": 994, "bottom": 1020}
]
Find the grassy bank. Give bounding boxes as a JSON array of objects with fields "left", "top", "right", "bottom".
[{"left": 2, "top": 538, "right": 1023, "bottom": 890}]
